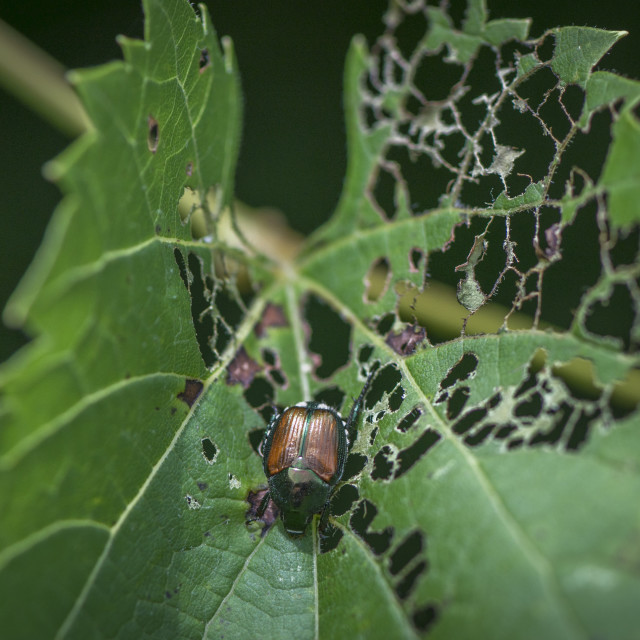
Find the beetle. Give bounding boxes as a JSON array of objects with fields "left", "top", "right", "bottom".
[{"left": 252, "top": 373, "right": 373, "bottom": 537}]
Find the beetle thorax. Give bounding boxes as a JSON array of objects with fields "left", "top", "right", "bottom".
[{"left": 285, "top": 458, "right": 330, "bottom": 510}]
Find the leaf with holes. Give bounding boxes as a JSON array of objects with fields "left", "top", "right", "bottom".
[{"left": 2, "top": 1, "right": 640, "bottom": 639}]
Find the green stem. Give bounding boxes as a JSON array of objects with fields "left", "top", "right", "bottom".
[{"left": 0, "top": 18, "right": 91, "bottom": 137}]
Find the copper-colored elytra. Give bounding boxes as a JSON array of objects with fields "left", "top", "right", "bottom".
[
  {"left": 266, "top": 407, "right": 307, "bottom": 476},
  {"left": 266, "top": 407, "right": 339, "bottom": 483},
  {"left": 303, "top": 409, "right": 339, "bottom": 482}
]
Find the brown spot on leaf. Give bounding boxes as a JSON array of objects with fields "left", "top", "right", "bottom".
[
  {"left": 255, "top": 303, "right": 288, "bottom": 338},
  {"left": 227, "top": 347, "right": 262, "bottom": 388},
  {"left": 177, "top": 379, "right": 204, "bottom": 407},
  {"left": 543, "top": 223, "right": 563, "bottom": 261},
  {"left": 386, "top": 324, "right": 427, "bottom": 355}
]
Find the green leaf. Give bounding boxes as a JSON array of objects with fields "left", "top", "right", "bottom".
[
  {"left": 2, "top": 1, "right": 640, "bottom": 639},
  {"left": 424, "top": 7, "right": 484, "bottom": 64},
  {"left": 598, "top": 107, "right": 640, "bottom": 228},
  {"left": 579, "top": 71, "right": 640, "bottom": 128},
  {"left": 551, "top": 27, "right": 627, "bottom": 88},
  {"left": 492, "top": 181, "right": 545, "bottom": 213}
]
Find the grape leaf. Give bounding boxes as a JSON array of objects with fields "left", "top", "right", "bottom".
[{"left": 1, "top": 1, "right": 640, "bottom": 639}]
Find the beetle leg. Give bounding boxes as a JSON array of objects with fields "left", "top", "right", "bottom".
[
  {"left": 256, "top": 490, "right": 271, "bottom": 518},
  {"left": 247, "top": 490, "right": 271, "bottom": 524},
  {"left": 318, "top": 499, "right": 332, "bottom": 534},
  {"left": 345, "top": 370, "right": 375, "bottom": 444}
]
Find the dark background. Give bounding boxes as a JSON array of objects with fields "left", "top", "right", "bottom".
[{"left": 1, "top": 0, "right": 638, "bottom": 360}]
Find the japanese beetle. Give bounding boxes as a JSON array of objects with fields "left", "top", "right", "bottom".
[{"left": 254, "top": 374, "right": 372, "bottom": 537}]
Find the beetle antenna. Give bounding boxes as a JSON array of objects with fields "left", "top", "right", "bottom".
[{"left": 345, "top": 369, "right": 375, "bottom": 438}]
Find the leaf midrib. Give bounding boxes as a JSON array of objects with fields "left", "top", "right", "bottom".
[{"left": 295, "top": 269, "right": 588, "bottom": 636}]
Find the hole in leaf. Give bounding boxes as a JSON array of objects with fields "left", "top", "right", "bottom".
[
  {"left": 319, "top": 524, "right": 344, "bottom": 554},
  {"left": 248, "top": 429, "right": 265, "bottom": 457},
  {"left": 389, "top": 530, "right": 424, "bottom": 575},
  {"left": 186, "top": 253, "right": 216, "bottom": 367},
  {"left": 584, "top": 284, "right": 633, "bottom": 351},
  {"left": 358, "top": 344, "right": 374, "bottom": 363},
  {"left": 174, "top": 248, "right": 189, "bottom": 286},
  {"left": 609, "top": 369, "right": 640, "bottom": 419},
  {"left": 464, "top": 423, "right": 495, "bottom": 447},
  {"left": 560, "top": 84, "right": 585, "bottom": 122},
  {"left": 393, "top": 10, "right": 428, "bottom": 61},
  {"left": 365, "top": 257, "right": 392, "bottom": 303},
  {"left": 396, "top": 560, "right": 427, "bottom": 600},
  {"left": 446, "top": 386, "right": 470, "bottom": 420},
  {"left": 350, "top": 499, "right": 393, "bottom": 555},
  {"left": 507, "top": 437, "right": 525, "bottom": 450},
  {"left": 537, "top": 34, "right": 555, "bottom": 63},
  {"left": 147, "top": 115, "right": 159, "bottom": 153},
  {"left": 313, "top": 386, "right": 345, "bottom": 410},
  {"left": 245, "top": 377, "right": 275, "bottom": 410},
  {"left": 199, "top": 47, "right": 210, "bottom": 72},
  {"left": 610, "top": 227, "right": 639, "bottom": 268},
  {"left": 413, "top": 603, "right": 439, "bottom": 632},
  {"left": 304, "top": 294, "right": 351, "bottom": 378},
  {"left": 395, "top": 428, "right": 441, "bottom": 478},
  {"left": 529, "top": 402, "right": 572, "bottom": 447},
  {"left": 366, "top": 363, "right": 402, "bottom": 409},
  {"left": 371, "top": 446, "right": 394, "bottom": 481},
  {"left": 201, "top": 438, "right": 218, "bottom": 463},
  {"left": 386, "top": 142, "right": 452, "bottom": 213},
  {"left": 542, "top": 202, "right": 600, "bottom": 328},
  {"left": 440, "top": 353, "right": 478, "bottom": 389},
  {"left": 396, "top": 406, "right": 423, "bottom": 433},
  {"left": 494, "top": 424, "right": 518, "bottom": 440},
  {"left": 212, "top": 278, "right": 246, "bottom": 357},
  {"left": 409, "top": 247, "right": 424, "bottom": 273},
  {"left": 342, "top": 453, "right": 368, "bottom": 482},
  {"left": 331, "top": 484, "right": 359, "bottom": 517},
  {"left": 371, "top": 164, "right": 398, "bottom": 220},
  {"left": 514, "top": 364, "right": 541, "bottom": 398},
  {"left": 487, "top": 393, "right": 502, "bottom": 409},
  {"left": 514, "top": 392, "right": 543, "bottom": 418},
  {"left": 388, "top": 385, "right": 405, "bottom": 411},
  {"left": 269, "top": 368, "right": 287, "bottom": 387},
  {"left": 413, "top": 50, "right": 463, "bottom": 101},
  {"left": 452, "top": 407, "right": 486, "bottom": 435},
  {"left": 374, "top": 313, "right": 395, "bottom": 336},
  {"left": 566, "top": 407, "right": 600, "bottom": 451}
]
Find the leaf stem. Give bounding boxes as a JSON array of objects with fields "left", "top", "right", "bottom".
[{"left": 0, "top": 18, "right": 91, "bottom": 137}]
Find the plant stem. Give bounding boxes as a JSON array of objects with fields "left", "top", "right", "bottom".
[{"left": 0, "top": 18, "right": 91, "bottom": 137}]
